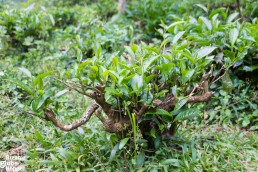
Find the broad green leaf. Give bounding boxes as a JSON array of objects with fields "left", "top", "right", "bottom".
[
  {"left": 120, "top": 74, "right": 136, "bottom": 84},
  {"left": 55, "top": 89, "right": 69, "bottom": 98},
  {"left": 200, "top": 16, "right": 212, "bottom": 31},
  {"left": 33, "top": 71, "right": 54, "bottom": 87},
  {"left": 102, "top": 70, "right": 109, "bottom": 82},
  {"left": 37, "top": 89, "right": 52, "bottom": 109},
  {"left": 25, "top": 3, "right": 35, "bottom": 12},
  {"left": 196, "top": 46, "right": 217, "bottom": 58},
  {"left": 195, "top": 4, "right": 208, "bottom": 13},
  {"left": 48, "top": 14, "right": 55, "bottom": 25},
  {"left": 209, "top": 8, "right": 226, "bottom": 19},
  {"left": 145, "top": 74, "right": 157, "bottom": 83},
  {"left": 8, "top": 79, "right": 33, "bottom": 95},
  {"left": 19, "top": 67, "right": 32, "bottom": 78},
  {"left": 227, "top": 12, "right": 239, "bottom": 23},
  {"left": 172, "top": 31, "right": 185, "bottom": 44},
  {"left": 160, "top": 38, "right": 169, "bottom": 48},
  {"left": 172, "top": 85, "right": 178, "bottom": 97},
  {"left": 131, "top": 44, "right": 138, "bottom": 53},
  {"left": 167, "top": 21, "right": 184, "bottom": 32},
  {"left": 143, "top": 55, "right": 159, "bottom": 72},
  {"left": 35, "top": 130, "right": 44, "bottom": 142},
  {"left": 50, "top": 153, "right": 59, "bottom": 162},
  {"left": 222, "top": 72, "right": 233, "bottom": 93},
  {"left": 119, "top": 138, "right": 129, "bottom": 150},
  {"left": 242, "top": 116, "right": 250, "bottom": 127},
  {"left": 174, "top": 98, "right": 188, "bottom": 112},
  {"left": 109, "top": 70, "right": 119, "bottom": 81},
  {"left": 109, "top": 144, "right": 119, "bottom": 162},
  {"left": 229, "top": 28, "right": 239, "bottom": 46},
  {"left": 182, "top": 69, "right": 195, "bottom": 84},
  {"left": 125, "top": 46, "right": 135, "bottom": 59},
  {"left": 161, "top": 159, "right": 180, "bottom": 167},
  {"left": 174, "top": 108, "right": 201, "bottom": 121},
  {"left": 90, "top": 66, "right": 98, "bottom": 72},
  {"left": 150, "top": 128, "right": 156, "bottom": 138},
  {"left": 23, "top": 37, "right": 34, "bottom": 46},
  {"left": 156, "top": 63, "right": 174, "bottom": 74},
  {"left": 242, "top": 65, "right": 258, "bottom": 72},
  {"left": 136, "top": 152, "right": 145, "bottom": 168},
  {"left": 130, "top": 74, "right": 143, "bottom": 90},
  {"left": 250, "top": 126, "right": 258, "bottom": 131},
  {"left": 58, "top": 148, "right": 74, "bottom": 162},
  {"left": 146, "top": 109, "right": 172, "bottom": 117}
]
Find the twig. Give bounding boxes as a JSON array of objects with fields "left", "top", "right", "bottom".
[
  {"left": 24, "top": 111, "right": 46, "bottom": 120},
  {"left": 44, "top": 104, "right": 99, "bottom": 131},
  {"left": 212, "top": 69, "right": 228, "bottom": 84},
  {"left": 211, "top": 66, "right": 225, "bottom": 83},
  {"left": 54, "top": 78, "right": 93, "bottom": 98}
]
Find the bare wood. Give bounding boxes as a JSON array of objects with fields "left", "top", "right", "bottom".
[
  {"left": 153, "top": 91, "right": 214, "bottom": 111},
  {"left": 44, "top": 104, "right": 99, "bottom": 131},
  {"left": 95, "top": 108, "right": 106, "bottom": 123},
  {"left": 54, "top": 78, "right": 93, "bottom": 98}
]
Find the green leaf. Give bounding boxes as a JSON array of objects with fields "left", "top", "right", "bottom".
[
  {"left": 76, "top": 48, "right": 83, "bottom": 62},
  {"left": 145, "top": 74, "right": 157, "bottom": 83},
  {"left": 242, "top": 65, "right": 258, "bottom": 72},
  {"left": 35, "top": 130, "right": 44, "bottom": 142},
  {"left": 19, "top": 67, "right": 32, "bottom": 78},
  {"left": 33, "top": 71, "right": 54, "bottom": 87},
  {"left": 109, "top": 144, "right": 119, "bottom": 162},
  {"left": 182, "top": 69, "right": 195, "bottom": 84},
  {"left": 125, "top": 46, "right": 135, "bottom": 59},
  {"left": 222, "top": 72, "right": 233, "bottom": 93},
  {"left": 161, "top": 159, "right": 180, "bottom": 167},
  {"left": 229, "top": 28, "right": 239, "bottom": 46},
  {"left": 119, "top": 138, "right": 129, "bottom": 150},
  {"left": 200, "top": 17, "right": 212, "bottom": 31},
  {"left": 135, "top": 152, "right": 145, "bottom": 168},
  {"left": 242, "top": 116, "right": 250, "bottom": 127},
  {"left": 172, "top": 31, "right": 185, "bottom": 44},
  {"left": 150, "top": 128, "right": 156, "bottom": 138},
  {"left": 227, "top": 12, "right": 239, "bottom": 23},
  {"left": 130, "top": 74, "right": 143, "bottom": 90},
  {"left": 174, "top": 98, "right": 188, "bottom": 112},
  {"left": 8, "top": 79, "right": 33, "bottom": 95},
  {"left": 23, "top": 37, "right": 34, "bottom": 46},
  {"left": 143, "top": 55, "right": 159, "bottom": 72},
  {"left": 146, "top": 109, "right": 173, "bottom": 117},
  {"left": 195, "top": 4, "right": 208, "bottom": 13},
  {"left": 250, "top": 126, "right": 258, "bottom": 131},
  {"left": 90, "top": 66, "right": 98, "bottom": 72},
  {"left": 37, "top": 89, "right": 52, "bottom": 109},
  {"left": 174, "top": 108, "right": 201, "bottom": 121},
  {"left": 167, "top": 21, "right": 184, "bottom": 32},
  {"left": 196, "top": 46, "right": 217, "bottom": 58},
  {"left": 48, "top": 14, "right": 55, "bottom": 25},
  {"left": 131, "top": 44, "right": 138, "bottom": 53},
  {"left": 55, "top": 89, "right": 68, "bottom": 98},
  {"left": 58, "top": 148, "right": 74, "bottom": 162}
]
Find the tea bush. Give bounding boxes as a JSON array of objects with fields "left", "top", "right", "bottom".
[{"left": 1, "top": 0, "right": 258, "bottom": 171}]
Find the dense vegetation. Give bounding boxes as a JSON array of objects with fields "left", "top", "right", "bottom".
[{"left": 0, "top": 0, "right": 257, "bottom": 171}]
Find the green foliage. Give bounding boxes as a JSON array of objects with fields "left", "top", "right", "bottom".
[
  {"left": 0, "top": 4, "right": 54, "bottom": 55},
  {"left": 0, "top": 0, "right": 258, "bottom": 171},
  {"left": 206, "top": 83, "right": 258, "bottom": 129}
]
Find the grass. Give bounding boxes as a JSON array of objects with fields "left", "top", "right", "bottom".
[
  {"left": 0, "top": 0, "right": 258, "bottom": 171},
  {"left": 1, "top": 93, "right": 257, "bottom": 171}
]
